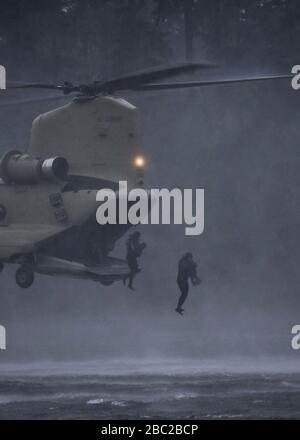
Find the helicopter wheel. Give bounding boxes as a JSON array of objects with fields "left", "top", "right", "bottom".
[
  {"left": 15, "top": 266, "right": 34, "bottom": 289},
  {"left": 100, "top": 280, "right": 114, "bottom": 286}
]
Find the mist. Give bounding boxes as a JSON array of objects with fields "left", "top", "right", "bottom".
[{"left": 0, "top": 1, "right": 299, "bottom": 366}]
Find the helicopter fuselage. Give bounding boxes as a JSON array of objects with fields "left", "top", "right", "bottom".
[
  {"left": 0, "top": 179, "right": 132, "bottom": 286},
  {"left": 0, "top": 95, "right": 144, "bottom": 288}
]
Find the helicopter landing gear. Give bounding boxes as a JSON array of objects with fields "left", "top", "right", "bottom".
[
  {"left": 100, "top": 280, "right": 114, "bottom": 286},
  {"left": 15, "top": 266, "right": 34, "bottom": 289}
]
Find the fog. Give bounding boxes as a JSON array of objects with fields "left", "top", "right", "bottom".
[{"left": 0, "top": 1, "right": 300, "bottom": 365}]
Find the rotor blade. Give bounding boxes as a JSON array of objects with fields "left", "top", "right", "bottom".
[
  {"left": 7, "top": 82, "right": 63, "bottom": 91},
  {"left": 7, "top": 80, "right": 57, "bottom": 86},
  {"left": 100, "top": 62, "right": 215, "bottom": 91},
  {"left": 132, "top": 74, "right": 293, "bottom": 91},
  {"left": 0, "top": 94, "right": 68, "bottom": 107}
]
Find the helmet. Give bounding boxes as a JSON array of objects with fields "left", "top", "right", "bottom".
[{"left": 131, "top": 231, "right": 141, "bottom": 239}]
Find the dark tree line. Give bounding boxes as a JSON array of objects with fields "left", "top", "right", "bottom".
[
  {"left": 154, "top": 0, "right": 300, "bottom": 65},
  {"left": 0, "top": 0, "right": 299, "bottom": 81}
]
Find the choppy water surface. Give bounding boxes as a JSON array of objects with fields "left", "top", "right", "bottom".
[{"left": 0, "top": 359, "right": 299, "bottom": 419}]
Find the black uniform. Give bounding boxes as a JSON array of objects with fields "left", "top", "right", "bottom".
[
  {"left": 176, "top": 253, "right": 199, "bottom": 314},
  {"left": 125, "top": 232, "right": 146, "bottom": 290}
]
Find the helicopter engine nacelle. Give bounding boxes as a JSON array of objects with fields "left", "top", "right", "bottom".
[{"left": 0, "top": 150, "right": 69, "bottom": 184}]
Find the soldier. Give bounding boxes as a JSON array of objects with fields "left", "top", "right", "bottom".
[
  {"left": 176, "top": 252, "right": 201, "bottom": 315},
  {"left": 124, "top": 231, "right": 146, "bottom": 290}
]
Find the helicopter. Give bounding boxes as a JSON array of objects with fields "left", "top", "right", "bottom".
[{"left": 0, "top": 63, "right": 292, "bottom": 289}]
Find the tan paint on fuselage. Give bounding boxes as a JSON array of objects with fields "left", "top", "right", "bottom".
[
  {"left": 0, "top": 183, "right": 98, "bottom": 260},
  {"left": 0, "top": 96, "right": 143, "bottom": 264},
  {"left": 29, "top": 96, "right": 142, "bottom": 187}
]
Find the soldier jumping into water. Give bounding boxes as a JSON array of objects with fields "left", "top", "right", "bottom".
[
  {"left": 176, "top": 252, "right": 201, "bottom": 315},
  {"left": 124, "top": 231, "right": 146, "bottom": 290}
]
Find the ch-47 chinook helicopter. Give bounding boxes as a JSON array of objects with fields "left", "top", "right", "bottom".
[{"left": 0, "top": 63, "right": 292, "bottom": 289}]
